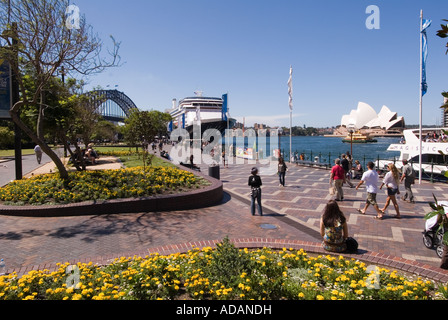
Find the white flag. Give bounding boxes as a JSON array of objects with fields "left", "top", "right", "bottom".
[{"left": 288, "top": 66, "right": 293, "bottom": 111}]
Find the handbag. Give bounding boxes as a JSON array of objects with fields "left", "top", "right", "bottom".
[
  {"left": 345, "top": 237, "right": 358, "bottom": 253},
  {"left": 329, "top": 186, "right": 335, "bottom": 195},
  {"left": 251, "top": 187, "right": 260, "bottom": 198}
]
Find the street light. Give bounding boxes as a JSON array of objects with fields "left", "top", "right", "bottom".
[{"left": 347, "top": 124, "right": 356, "bottom": 160}]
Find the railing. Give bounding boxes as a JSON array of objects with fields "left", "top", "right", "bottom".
[{"left": 281, "top": 149, "right": 448, "bottom": 183}]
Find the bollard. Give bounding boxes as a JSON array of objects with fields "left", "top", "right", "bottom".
[{"left": 208, "top": 165, "right": 220, "bottom": 180}]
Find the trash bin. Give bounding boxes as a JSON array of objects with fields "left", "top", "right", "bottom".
[{"left": 208, "top": 165, "right": 220, "bottom": 180}]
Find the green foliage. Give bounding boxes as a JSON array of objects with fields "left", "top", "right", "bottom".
[
  {"left": 0, "top": 166, "right": 200, "bottom": 206},
  {"left": 0, "top": 241, "right": 444, "bottom": 300},
  {"left": 0, "top": 127, "right": 14, "bottom": 149},
  {"left": 437, "top": 19, "right": 448, "bottom": 54},
  {"left": 204, "top": 236, "right": 252, "bottom": 288},
  {"left": 122, "top": 110, "right": 172, "bottom": 166},
  {"left": 123, "top": 110, "right": 172, "bottom": 146},
  {"left": 425, "top": 194, "right": 448, "bottom": 245},
  {"left": 290, "top": 126, "right": 319, "bottom": 136}
]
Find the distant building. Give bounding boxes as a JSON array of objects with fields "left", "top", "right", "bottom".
[{"left": 340, "top": 102, "right": 405, "bottom": 132}]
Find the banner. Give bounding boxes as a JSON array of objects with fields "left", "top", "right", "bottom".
[
  {"left": 288, "top": 66, "right": 293, "bottom": 111},
  {"left": 0, "top": 59, "right": 11, "bottom": 119},
  {"left": 421, "top": 18, "right": 431, "bottom": 96},
  {"left": 222, "top": 93, "right": 228, "bottom": 121}
]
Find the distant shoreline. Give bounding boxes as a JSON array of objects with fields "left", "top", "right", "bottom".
[{"left": 323, "top": 134, "right": 402, "bottom": 138}]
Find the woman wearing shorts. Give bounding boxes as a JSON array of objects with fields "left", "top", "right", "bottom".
[{"left": 379, "top": 163, "right": 401, "bottom": 219}]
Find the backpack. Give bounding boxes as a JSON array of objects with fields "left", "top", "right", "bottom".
[{"left": 406, "top": 165, "right": 416, "bottom": 184}]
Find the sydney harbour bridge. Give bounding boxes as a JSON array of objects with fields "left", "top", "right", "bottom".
[{"left": 87, "top": 89, "right": 138, "bottom": 122}]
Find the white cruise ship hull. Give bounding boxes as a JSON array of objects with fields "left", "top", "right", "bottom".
[{"left": 379, "top": 128, "right": 448, "bottom": 179}]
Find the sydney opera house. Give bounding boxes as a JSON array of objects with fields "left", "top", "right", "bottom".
[{"left": 334, "top": 102, "right": 405, "bottom": 136}]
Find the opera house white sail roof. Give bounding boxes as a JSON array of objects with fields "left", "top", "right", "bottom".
[{"left": 340, "top": 102, "right": 405, "bottom": 130}]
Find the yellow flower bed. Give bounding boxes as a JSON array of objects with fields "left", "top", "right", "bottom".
[
  {"left": 0, "top": 240, "right": 446, "bottom": 300},
  {"left": 0, "top": 166, "right": 202, "bottom": 205}
]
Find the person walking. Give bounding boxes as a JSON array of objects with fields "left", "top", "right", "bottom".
[
  {"left": 400, "top": 159, "right": 415, "bottom": 203},
  {"left": 221, "top": 150, "right": 228, "bottom": 168},
  {"left": 356, "top": 161, "right": 384, "bottom": 219},
  {"left": 379, "top": 163, "right": 401, "bottom": 219},
  {"left": 330, "top": 158, "right": 346, "bottom": 201},
  {"left": 341, "top": 154, "right": 354, "bottom": 188},
  {"left": 278, "top": 156, "right": 288, "bottom": 187},
  {"left": 248, "top": 167, "right": 263, "bottom": 216},
  {"left": 34, "top": 144, "right": 43, "bottom": 164}
]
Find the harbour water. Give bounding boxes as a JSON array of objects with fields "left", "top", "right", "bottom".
[
  {"left": 227, "top": 135, "right": 401, "bottom": 166},
  {"left": 278, "top": 135, "right": 401, "bottom": 164}
]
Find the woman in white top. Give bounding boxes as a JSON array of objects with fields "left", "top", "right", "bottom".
[{"left": 379, "top": 163, "right": 401, "bottom": 219}]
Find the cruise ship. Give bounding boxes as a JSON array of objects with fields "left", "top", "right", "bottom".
[
  {"left": 379, "top": 127, "right": 448, "bottom": 179},
  {"left": 167, "top": 92, "right": 236, "bottom": 136}
]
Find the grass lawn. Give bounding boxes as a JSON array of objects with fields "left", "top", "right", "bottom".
[
  {"left": 0, "top": 145, "right": 173, "bottom": 168},
  {"left": 94, "top": 146, "right": 175, "bottom": 168},
  {"left": 0, "top": 149, "right": 35, "bottom": 157}
]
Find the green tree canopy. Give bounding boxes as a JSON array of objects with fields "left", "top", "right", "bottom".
[
  {"left": 123, "top": 110, "right": 172, "bottom": 147},
  {"left": 0, "top": 0, "right": 120, "bottom": 180}
]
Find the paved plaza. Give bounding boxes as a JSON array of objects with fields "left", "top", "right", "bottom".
[{"left": 0, "top": 151, "right": 447, "bottom": 280}]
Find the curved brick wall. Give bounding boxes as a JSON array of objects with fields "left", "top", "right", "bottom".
[{"left": 0, "top": 167, "right": 223, "bottom": 217}]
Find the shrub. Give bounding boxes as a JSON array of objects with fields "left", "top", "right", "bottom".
[
  {"left": 0, "top": 166, "right": 203, "bottom": 205},
  {"left": 1, "top": 239, "right": 445, "bottom": 300}
]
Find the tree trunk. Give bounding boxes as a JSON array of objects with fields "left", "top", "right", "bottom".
[{"left": 10, "top": 102, "right": 69, "bottom": 180}]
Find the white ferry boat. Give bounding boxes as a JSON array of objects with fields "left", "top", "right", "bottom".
[
  {"left": 380, "top": 127, "right": 448, "bottom": 178},
  {"left": 167, "top": 92, "right": 236, "bottom": 136}
]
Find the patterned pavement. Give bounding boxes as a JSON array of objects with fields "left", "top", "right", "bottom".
[
  {"left": 0, "top": 152, "right": 447, "bottom": 278},
  {"left": 218, "top": 158, "right": 446, "bottom": 266}
]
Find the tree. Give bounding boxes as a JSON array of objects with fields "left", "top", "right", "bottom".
[
  {"left": 122, "top": 110, "right": 172, "bottom": 166},
  {"left": 0, "top": 126, "right": 14, "bottom": 149},
  {"left": 438, "top": 20, "right": 448, "bottom": 111},
  {"left": 437, "top": 19, "right": 448, "bottom": 53},
  {"left": 92, "top": 120, "right": 119, "bottom": 143},
  {"left": 0, "top": 0, "right": 120, "bottom": 180}
]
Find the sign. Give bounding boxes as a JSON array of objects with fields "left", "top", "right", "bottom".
[
  {"left": 236, "top": 147, "right": 255, "bottom": 160},
  {"left": 0, "top": 59, "right": 11, "bottom": 119}
]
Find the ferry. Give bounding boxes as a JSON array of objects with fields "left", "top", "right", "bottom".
[
  {"left": 167, "top": 92, "right": 236, "bottom": 136},
  {"left": 342, "top": 131, "right": 377, "bottom": 143},
  {"left": 379, "top": 128, "right": 448, "bottom": 178}
]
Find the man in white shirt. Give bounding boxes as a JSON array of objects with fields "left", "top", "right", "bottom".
[{"left": 355, "top": 161, "right": 384, "bottom": 219}]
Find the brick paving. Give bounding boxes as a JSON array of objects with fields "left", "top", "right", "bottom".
[{"left": 1, "top": 151, "right": 448, "bottom": 282}]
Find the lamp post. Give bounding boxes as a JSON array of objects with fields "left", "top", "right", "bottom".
[
  {"left": 347, "top": 124, "right": 355, "bottom": 161},
  {"left": 350, "top": 129, "right": 353, "bottom": 158}
]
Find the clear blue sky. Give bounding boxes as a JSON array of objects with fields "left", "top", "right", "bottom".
[{"left": 73, "top": 0, "right": 448, "bottom": 128}]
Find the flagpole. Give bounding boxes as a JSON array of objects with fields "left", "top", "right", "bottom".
[
  {"left": 288, "top": 66, "right": 293, "bottom": 163},
  {"left": 290, "top": 107, "right": 292, "bottom": 163},
  {"left": 419, "top": 10, "right": 423, "bottom": 184}
]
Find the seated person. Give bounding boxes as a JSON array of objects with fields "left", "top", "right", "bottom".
[
  {"left": 85, "top": 145, "right": 98, "bottom": 164},
  {"left": 161, "top": 150, "right": 172, "bottom": 161},
  {"left": 320, "top": 200, "right": 348, "bottom": 253},
  {"left": 353, "top": 160, "right": 363, "bottom": 179}
]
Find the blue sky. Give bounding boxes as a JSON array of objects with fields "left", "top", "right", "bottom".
[{"left": 73, "top": 0, "right": 448, "bottom": 128}]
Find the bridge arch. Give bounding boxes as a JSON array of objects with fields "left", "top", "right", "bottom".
[{"left": 87, "top": 90, "right": 139, "bottom": 122}]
